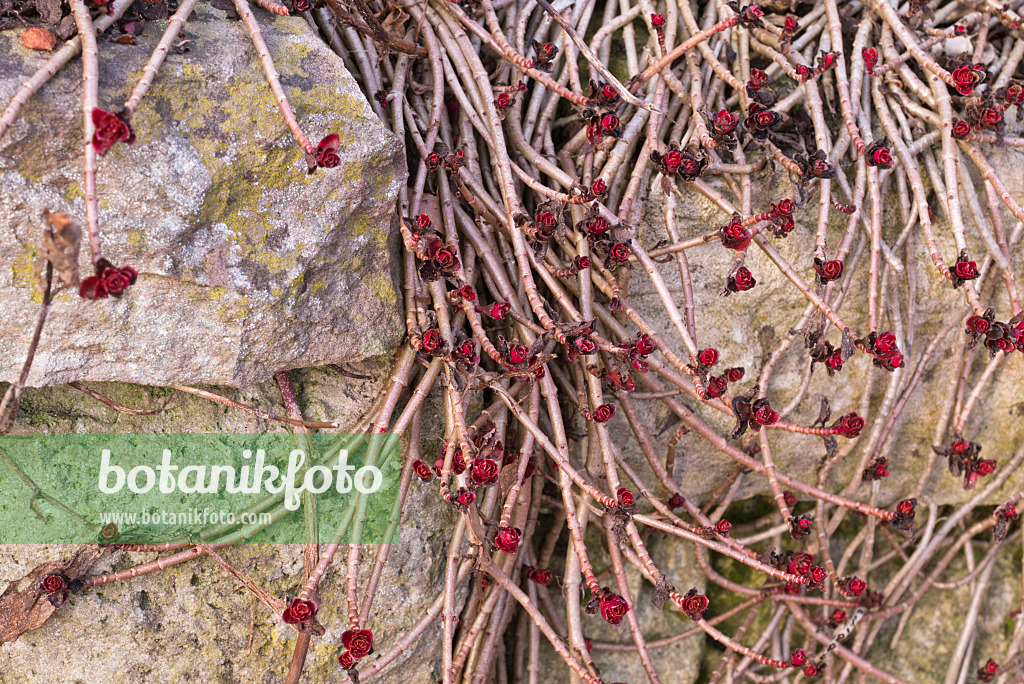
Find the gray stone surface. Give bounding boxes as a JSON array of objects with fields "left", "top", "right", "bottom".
[
  {"left": 0, "top": 359, "right": 454, "bottom": 684},
  {"left": 0, "top": 5, "right": 405, "bottom": 388}
]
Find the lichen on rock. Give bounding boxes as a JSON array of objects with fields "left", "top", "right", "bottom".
[{"left": 0, "top": 5, "right": 406, "bottom": 388}]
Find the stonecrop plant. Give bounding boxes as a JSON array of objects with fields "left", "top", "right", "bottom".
[{"left": 2, "top": 0, "right": 1024, "bottom": 681}]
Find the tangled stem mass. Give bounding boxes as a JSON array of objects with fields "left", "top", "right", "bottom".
[{"left": 3, "top": 0, "right": 1024, "bottom": 681}]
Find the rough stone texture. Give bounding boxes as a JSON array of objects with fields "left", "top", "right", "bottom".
[
  {"left": 0, "top": 359, "right": 455, "bottom": 684},
  {"left": 0, "top": 5, "right": 405, "bottom": 388},
  {"left": 538, "top": 531, "right": 705, "bottom": 684},
  {"left": 867, "top": 546, "right": 1021, "bottom": 682},
  {"left": 613, "top": 147, "right": 1024, "bottom": 509}
]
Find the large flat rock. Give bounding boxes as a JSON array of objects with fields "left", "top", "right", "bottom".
[{"left": 0, "top": 5, "right": 405, "bottom": 388}]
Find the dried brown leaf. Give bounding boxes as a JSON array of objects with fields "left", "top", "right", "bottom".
[
  {"left": 36, "top": 211, "right": 81, "bottom": 292},
  {"left": 377, "top": 6, "right": 409, "bottom": 35},
  {"left": 35, "top": 0, "right": 62, "bottom": 24},
  {"left": 21, "top": 27, "right": 57, "bottom": 51},
  {"left": 0, "top": 545, "right": 111, "bottom": 645}
]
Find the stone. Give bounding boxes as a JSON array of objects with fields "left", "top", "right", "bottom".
[
  {"left": 0, "top": 4, "right": 405, "bottom": 388},
  {"left": 614, "top": 150, "right": 1024, "bottom": 508},
  {"left": 0, "top": 359, "right": 454, "bottom": 684}
]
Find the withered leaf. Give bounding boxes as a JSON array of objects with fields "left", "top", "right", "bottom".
[
  {"left": 651, "top": 574, "right": 675, "bottom": 610},
  {"left": 497, "top": 462, "right": 519, "bottom": 500},
  {"left": 814, "top": 397, "right": 831, "bottom": 428},
  {"left": 35, "top": 0, "right": 62, "bottom": 24},
  {"left": 56, "top": 15, "right": 77, "bottom": 39},
  {"left": 21, "top": 27, "right": 58, "bottom": 51},
  {"left": 377, "top": 6, "right": 409, "bottom": 36},
  {"left": 0, "top": 545, "right": 111, "bottom": 645},
  {"left": 36, "top": 211, "right": 81, "bottom": 292}
]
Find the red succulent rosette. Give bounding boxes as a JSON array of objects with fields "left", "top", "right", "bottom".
[
  {"left": 806, "top": 565, "right": 827, "bottom": 588},
  {"left": 824, "top": 345, "right": 846, "bottom": 372},
  {"left": 456, "top": 489, "right": 475, "bottom": 507},
  {"left": 744, "top": 102, "right": 780, "bottom": 139},
  {"left": 891, "top": 498, "right": 917, "bottom": 536},
  {"left": 635, "top": 333, "right": 656, "bottom": 356},
  {"left": 712, "top": 109, "right": 739, "bottom": 136},
  {"left": 714, "top": 519, "right": 732, "bottom": 536},
  {"left": 616, "top": 487, "right": 635, "bottom": 508},
  {"left": 597, "top": 588, "right": 631, "bottom": 625},
  {"left": 678, "top": 151, "right": 708, "bottom": 180},
  {"left": 951, "top": 118, "right": 971, "bottom": 139},
  {"left": 483, "top": 302, "right": 510, "bottom": 320},
  {"left": 837, "top": 575, "right": 867, "bottom": 596},
  {"left": 420, "top": 328, "right": 442, "bottom": 354},
  {"left": 981, "top": 107, "right": 1003, "bottom": 128},
  {"left": 705, "top": 375, "right": 727, "bottom": 398},
  {"left": 680, "top": 587, "right": 709, "bottom": 621},
  {"left": 753, "top": 403, "right": 779, "bottom": 426},
  {"left": 787, "top": 552, "right": 813, "bottom": 576},
  {"left": 338, "top": 651, "right": 356, "bottom": 669},
  {"left": 588, "top": 80, "right": 621, "bottom": 107},
  {"left": 977, "top": 659, "right": 999, "bottom": 682},
  {"left": 726, "top": 266, "right": 756, "bottom": 293},
  {"left": 950, "top": 63, "right": 987, "bottom": 96},
  {"left": 795, "top": 149, "right": 836, "bottom": 179},
  {"left": 659, "top": 148, "right": 684, "bottom": 173},
  {"left": 79, "top": 259, "right": 138, "bottom": 300},
  {"left": 40, "top": 573, "right": 67, "bottom": 593},
  {"left": 526, "top": 567, "right": 553, "bottom": 585},
  {"left": 41, "top": 573, "right": 69, "bottom": 606},
  {"left": 311, "top": 133, "right": 340, "bottom": 172},
  {"left": 341, "top": 628, "right": 374, "bottom": 659},
  {"left": 494, "top": 526, "right": 522, "bottom": 553},
  {"left": 91, "top": 108, "right": 135, "bottom": 155},
  {"left": 608, "top": 242, "right": 631, "bottom": 263},
  {"left": 471, "top": 457, "right": 499, "bottom": 486},
  {"left": 862, "top": 47, "right": 878, "bottom": 73},
  {"left": 746, "top": 67, "right": 769, "bottom": 95},
  {"left": 725, "top": 367, "right": 744, "bottom": 383},
  {"left": 951, "top": 250, "right": 979, "bottom": 288},
  {"left": 864, "top": 138, "right": 893, "bottom": 169},
  {"left": 727, "top": 1, "right": 764, "bottom": 28},
  {"left": 506, "top": 342, "right": 529, "bottom": 365},
  {"left": 592, "top": 403, "right": 615, "bottom": 423},
  {"left": 720, "top": 220, "right": 751, "bottom": 250},
  {"left": 814, "top": 258, "right": 844, "bottom": 283},
  {"left": 862, "top": 457, "right": 889, "bottom": 481},
  {"left": 412, "top": 459, "right": 433, "bottom": 482},
  {"left": 834, "top": 412, "right": 865, "bottom": 438},
  {"left": 531, "top": 39, "right": 558, "bottom": 71},
  {"left": 282, "top": 597, "right": 319, "bottom": 624},
  {"left": 698, "top": 347, "right": 719, "bottom": 367},
  {"left": 791, "top": 649, "right": 808, "bottom": 667},
  {"left": 865, "top": 330, "right": 904, "bottom": 372},
  {"left": 788, "top": 514, "right": 813, "bottom": 540}
]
